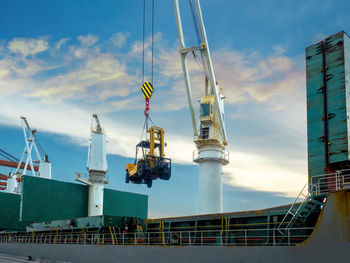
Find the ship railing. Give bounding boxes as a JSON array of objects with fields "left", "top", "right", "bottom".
[
  {"left": 0, "top": 227, "right": 314, "bottom": 247},
  {"left": 310, "top": 169, "right": 350, "bottom": 196},
  {"left": 193, "top": 149, "right": 229, "bottom": 163}
]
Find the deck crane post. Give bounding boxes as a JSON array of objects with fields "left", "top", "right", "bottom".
[
  {"left": 6, "top": 117, "right": 51, "bottom": 194},
  {"left": 76, "top": 114, "right": 108, "bottom": 216},
  {"left": 173, "top": 0, "right": 229, "bottom": 214}
]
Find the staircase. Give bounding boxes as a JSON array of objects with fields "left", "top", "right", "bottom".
[{"left": 277, "top": 184, "right": 326, "bottom": 237}]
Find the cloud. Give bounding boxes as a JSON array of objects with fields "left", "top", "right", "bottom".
[
  {"left": 55, "top": 38, "right": 70, "bottom": 50},
  {"left": 7, "top": 38, "right": 49, "bottom": 56},
  {"left": 312, "top": 33, "right": 326, "bottom": 43},
  {"left": 223, "top": 151, "right": 305, "bottom": 197},
  {"left": 78, "top": 34, "right": 99, "bottom": 47},
  {"left": 110, "top": 32, "right": 129, "bottom": 48},
  {"left": 212, "top": 50, "right": 305, "bottom": 105},
  {"left": 0, "top": 36, "right": 138, "bottom": 104}
]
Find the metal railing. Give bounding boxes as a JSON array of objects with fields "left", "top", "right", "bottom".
[
  {"left": 193, "top": 149, "right": 229, "bottom": 163},
  {"left": 0, "top": 228, "right": 313, "bottom": 247},
  {"left": 310, "top": 170, "right": 350, "bottom": 196}
]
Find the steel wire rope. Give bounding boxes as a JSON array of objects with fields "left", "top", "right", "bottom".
[
  {"left": 33, "top": 136, "right": 47, "bottom": 158},
  {"left": 192, "top": 51, "right": 209, "bottom": 79},
  {"left": 0, "top": 148, "right": 19, "bottom": 162},
  {"left": 151, "top": 0, "right": 154, "bottom": 85},
  {"left": 135, "top": 0, "right": 147, "bottom": 163},
  {"left": 136, "top": 0, "right": 156, "bottom": 162},
  {"left": 142, "top": 0, "right": 146, "bottom": 85},
  {"left": 189, "top": 0, "right": 208, "bottom": 76}
]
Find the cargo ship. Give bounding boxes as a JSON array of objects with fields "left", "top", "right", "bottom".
[
  {"left": 1, "top": 0, "right": 350, "bottom": 261},
  {"left": 0, "top": 30, "right": 349, "bottom": 262}
]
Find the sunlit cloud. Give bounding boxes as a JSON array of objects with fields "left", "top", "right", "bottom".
[
  {"left": 8, "top": 37, "right": 49, "bottom": 57},
  {"left": 110, "top": 32, "right": 130, "bottom": 48}
]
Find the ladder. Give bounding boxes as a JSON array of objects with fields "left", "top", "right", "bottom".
[{"left": 277, "top": 184, "right": 326, "bottom": 236}]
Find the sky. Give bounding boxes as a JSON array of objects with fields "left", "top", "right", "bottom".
[{"left": 0, "top": 0, "right": 350, "bottom": 218}]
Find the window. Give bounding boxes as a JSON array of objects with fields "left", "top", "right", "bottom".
[
  {"left": 200, "top": 127, "right": 209, "bottom": 139},
  {"left": 200, "top": 103, "right": 210, "bottom": 117}
]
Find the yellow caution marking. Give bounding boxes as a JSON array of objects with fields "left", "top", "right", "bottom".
[{"left": 141, "top": 81, "right": 154, "bottom": 99}]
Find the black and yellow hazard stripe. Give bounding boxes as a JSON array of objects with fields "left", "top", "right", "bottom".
[{"left": 141, "top": 81, "right": 154, "bottom": 99}]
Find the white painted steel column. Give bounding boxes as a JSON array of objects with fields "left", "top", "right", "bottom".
[
  {"left": 199, "top": 160, "right": 223, "bottom": 213},
  {"left": 195, "top": 145, "right": 227, "bottom": 214},
  {"left": 81, "top": 114, "right": 108, "bottom": 217},
  {"left": 88, "top": 182, "right": 104, "bottom": 216},
  {"left": 86, "top": 131, "right": 107, "bottom": 217}
]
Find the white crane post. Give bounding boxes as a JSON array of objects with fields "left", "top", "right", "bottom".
[{"left": 76, "top": 114, "right": 108, "bottom": 217}]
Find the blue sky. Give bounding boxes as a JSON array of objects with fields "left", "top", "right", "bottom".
[{"left": 0, "top": 0, "right": 349, "bottom": 217}]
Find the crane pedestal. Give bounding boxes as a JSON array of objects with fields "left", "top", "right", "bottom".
[
  {"left": 194, "top": 145, "right": 229, "bottom": 214},
  {"left": 88, "top": 172, "right": 106, "bottom": 217}
]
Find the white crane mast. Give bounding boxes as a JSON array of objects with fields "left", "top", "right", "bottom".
[
  {"left": 76, "top": 114, "right": 108, "bottom": 217},
  {"left": 173, "top": 0, "right": 229, "bottom": 214}
]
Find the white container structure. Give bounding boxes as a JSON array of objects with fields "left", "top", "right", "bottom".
[
  {"left": 76, "top": 114, "right": 108, "bottom": 217},
  {"left": 173, "top": 0, "right": 229, "bottom": 214}
]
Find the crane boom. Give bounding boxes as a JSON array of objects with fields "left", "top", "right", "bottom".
[
  {"left": 172, "top": 0, "right": 227, "bottom": 145},
  {"left": 173, "top": 0, "right": 198, "bottom": 138},
  {"left": 173, "top": 0, "right": 229, "bottom": 214},
  {"left": 192, "top": 0, "right": 227, "bottom": 145},
  {"left": 0, "top": 160, "right": 39, "bottom": 171}
]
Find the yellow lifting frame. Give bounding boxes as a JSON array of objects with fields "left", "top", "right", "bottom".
[
  {"left": 148, "top": 126, "right": 165, "bottom": 157},
  {"left": 147, "top": 126, "right": 165, "bottom": 169}
]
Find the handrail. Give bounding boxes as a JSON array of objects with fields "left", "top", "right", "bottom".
[
  {"left": 310, "top": 170, "right": 350, "bottom": 196},
  {"left": 0, "top": 227, "right": 314, "bottom": 247},
  {"left": 193, "top": 149, "right": 229, "bottom": 162}
]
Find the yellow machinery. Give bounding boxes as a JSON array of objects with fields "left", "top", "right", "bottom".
[{"left": 125, "top": 126, "right": 171, "bottom": 188}]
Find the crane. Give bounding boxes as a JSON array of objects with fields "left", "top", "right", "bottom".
[
  {"left": 76, "top": 114, "right": 108, "bottom": 216},
  {"left": 2, "top": 117, "right": 51, "bottom": 194},
  {"left": 173, "top": 0, "right": 229, "bottom": 214},
  {"left": 0, "top": 148, "right": 39, "bottom": 191}
]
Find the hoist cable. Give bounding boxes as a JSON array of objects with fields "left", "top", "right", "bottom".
[
  {"left": 189, "top": 0, "right": 209, "bottom": 88},
  {"left": 151, "top": 0, "right": 154, "bottom": 85},
  {"left": 34, "top": 137, "right": 47, "bottom": 157},
  {"left": 189, "top": 0, "right": 201, "bottom": 45},
  {"left": 137, "top": 0, "right": 157, "bottom": 163},
  {"left": 142, "top": 0, "right": 146, "bottom": 84},
  {"left": 193, "top": 51, "right": 209, "bottom": 80}
]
